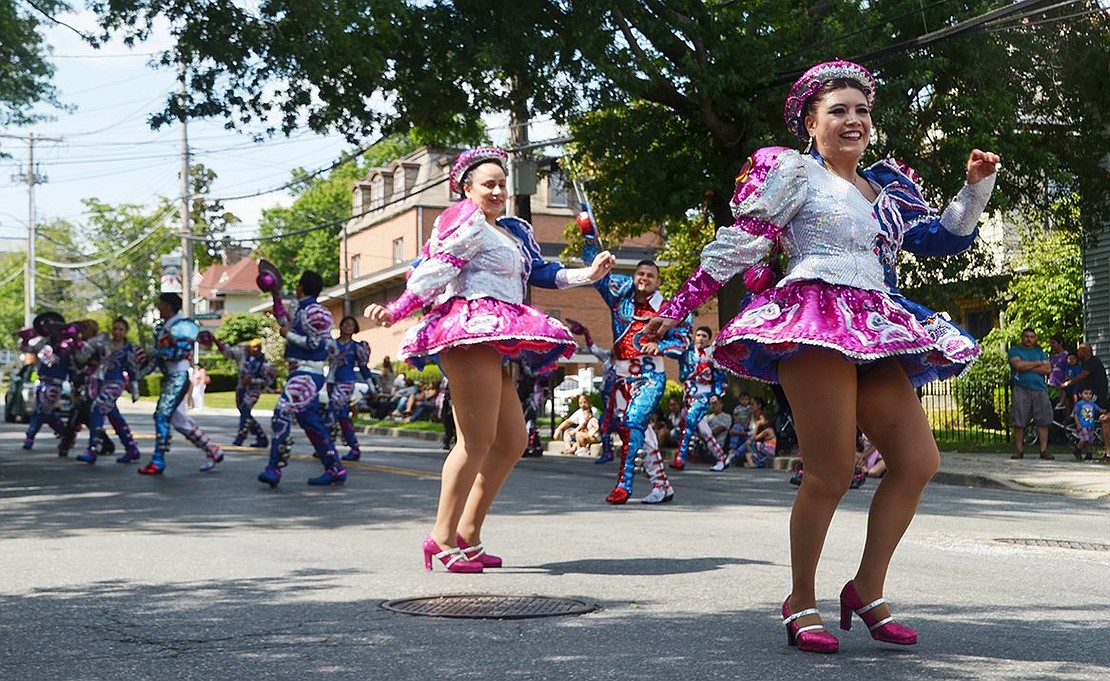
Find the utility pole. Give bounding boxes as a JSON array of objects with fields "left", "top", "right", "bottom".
[
  {"left": 507, "top": 77, "right": 535, "bottom": 224},
  {"left": 1, "top": 132, "right": 62, "bottom": 327},
  {"left": 178, "top": 62, "right": 193, "bottom": 317}
]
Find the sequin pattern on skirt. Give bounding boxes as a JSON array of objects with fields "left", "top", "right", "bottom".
[
  {"left": 714, "top": 280, "right": 937, "bottom": 383},
  {"left": 398, "top": 296, "right": 576, "bottom": 374}
]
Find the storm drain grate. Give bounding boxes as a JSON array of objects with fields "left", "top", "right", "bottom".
[
  {"left": 995, "top": 538, "right": 1110, "bottom": 552},
  {"left": 382, "top": 594, "right": 597, "bottom": 619}
]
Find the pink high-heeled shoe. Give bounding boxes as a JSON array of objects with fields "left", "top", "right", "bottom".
[
  {"left": 422, "top": 535, "right": 483, "bottom": 573},
  {"left": 782, "top": 598, "right": 839, "bottom": 653},
  {"left": 839, "top": 580, "right": 918, "bottom": 645},
  {"left": 456, "top": 534, "right": 503, "bottom": 568}
]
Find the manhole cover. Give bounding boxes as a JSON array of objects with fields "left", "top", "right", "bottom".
[
  {"left": 995, "top": 538, "right": 1110, "bottom": 552},
  {"left": 381, "top": 594, "right": 597, "bottom": 619}
]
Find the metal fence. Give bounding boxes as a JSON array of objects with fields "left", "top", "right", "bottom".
[{"left": 918, "top": 377, "right": 1012, "bottom": 447}]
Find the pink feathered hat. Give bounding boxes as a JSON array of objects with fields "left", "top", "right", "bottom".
[
  {"left": 783, "top": 60, "right": 877, "bottom": 141},
  {"left": 449, "top": 147, "right": 509, "bottom": 195}
]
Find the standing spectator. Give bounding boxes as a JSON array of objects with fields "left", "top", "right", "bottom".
[
  {"left": 1071, "top": 388, "right": 1103, "bottom": 461},
  {"left": 379, "top": 356, "right": 396, "bottom": 392},
  {"left": 1008, "top": 328, "right": 1053, "bottom": 460},
  {"left": 1063, "top": 343, "right": 1108, "bottom": 406},
  {"left": 1047, "top": 335, "right": 1069, "bottom": 392},
  {"left": 189, "top": 364, "right": 209, "bottom": 411},
  {"left": 704, "top": 395, "right": 733, "bottom": 471}
]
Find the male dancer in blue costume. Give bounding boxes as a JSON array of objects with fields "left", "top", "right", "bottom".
[
  {"left": 583, "top": 228, "right": 691, "bottom": 504},
  {"left": 135, "top": 293, "right": 223, "bottom": 474},
  {"left": 325, "top": 316, "right": 373, "bottom": 462},
  {"left": 257, "top": 270, "right": 347, "bottom": 487},
  {"left": 17, "top": 313, "right": 69, "bottom": 450},
  {"left": 672, "top": 325, "right": 731, "bottom": 471}
]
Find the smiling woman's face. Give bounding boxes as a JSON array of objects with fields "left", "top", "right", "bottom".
[
  {"left": 804, "top": 85, "right": 871, "bottom": 164},
  {"left": 464, "top": 162, "right": 507, "bottom": 222}
]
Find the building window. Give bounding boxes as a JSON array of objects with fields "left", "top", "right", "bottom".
[
  {"left": 351, "top": 254, "right": 361, "bottom": 279},
  {"left": 353, "top": 187, "right": 363, "bottom": 215},
  {"left": 393, "top": 237, "right": 404, "bottom": 264},
  {"left": 393, "top": 167, "right": 406, "bottom": 197},
  {"left": 548, "top": 168, "right": 568, "bottom": 207},
  {"left": 371, "top": 176, "right": 384, "bottom": 208}
]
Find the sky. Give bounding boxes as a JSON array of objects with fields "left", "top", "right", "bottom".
[
  {"left": 0, "top": 10, "right": 357, "bottom": 250},
  {"left": 0, "top": 9, "right": 562, "bottom": 260}
]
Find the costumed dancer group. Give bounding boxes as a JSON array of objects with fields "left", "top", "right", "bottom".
[
  {"left": 365, "top": 58, "right": 1000, "bottom": 655},
  {"left": 14, "top": 276, "right": 369, "bottom": 488},
  {"left": 10, "top": 56, "right": 1000, "bottom": 653}
]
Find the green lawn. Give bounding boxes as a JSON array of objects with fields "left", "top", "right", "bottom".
[{"left": 138, "top": 391, "right": 280, "bottom": 411}]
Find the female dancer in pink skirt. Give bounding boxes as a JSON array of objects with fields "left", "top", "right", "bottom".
[
  {"left": 645, "top": 60, "right": 999, "bottom": 652},
  {"left": 365, "top": 148, "right": 615, "bottom": 573}
]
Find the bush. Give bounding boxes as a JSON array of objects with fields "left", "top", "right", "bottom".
[
  {"left": 140, "top": 374, "right": 161, "bottom": 397},
  {"left": 205, "top": 371, "right": 239, "bottom": 392},
  {"left": 953, "top": 330, "right": 1011, "bottom": 429},
  {"left": 400, "top": 364, "right": 444, "bottom": 385}
]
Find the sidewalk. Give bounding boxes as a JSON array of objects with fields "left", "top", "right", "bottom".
[
  {"left": 933, "top": 450, "right": 1110, "bottom": 500},
  {"left": 114, "top": 400, "right": 1110, "bottom": 500}
]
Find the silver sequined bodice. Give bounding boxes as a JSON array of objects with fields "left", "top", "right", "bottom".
[
  {"left": 778, "top": 157, "right": 886, "bottom": 291},
  {"left": 441, "top": 223, "right": 526, "bottom": 304}
]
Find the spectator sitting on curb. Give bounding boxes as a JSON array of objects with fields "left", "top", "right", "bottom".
[{"left": 553, "top": 395, "right": 598, "bottom": 455}]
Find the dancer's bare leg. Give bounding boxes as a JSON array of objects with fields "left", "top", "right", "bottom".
[
  {"left": 430, "top": 346, "right": 505, "bottom": 547},
  {"left": 852, "top": 358, "right": 940, "bottom": 622},
  {"left": 778, "top": 348, "right": 859, "bottom": 630},
  {"left": 457, "top": 365, "right": 526, "bottom": 545}
]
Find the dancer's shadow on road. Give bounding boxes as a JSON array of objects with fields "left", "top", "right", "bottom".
[{"left": 528, "top": 555, "right": 773, "bottom": 576}]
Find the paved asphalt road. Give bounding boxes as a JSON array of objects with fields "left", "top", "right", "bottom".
[{"left": 1, "top": 413, "right": 1108, "bottom": 680}]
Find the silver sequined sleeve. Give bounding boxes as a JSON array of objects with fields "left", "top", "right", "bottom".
[
  {"left": 940, "top": 173, "right": 996, "bottom": 237},
  {"left": 661, "top": 149, "right": 808, "bottom": 318},
  {"left": 387, "top": 203, "right": 485, "bottom": 320},
  {"left": 555, "top": 266, "right": 595, "bottom": 288},
  {"left": 704, "top": 149, "right": 808, "bottom": 280}
]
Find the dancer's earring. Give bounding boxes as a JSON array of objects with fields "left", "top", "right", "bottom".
[{"left": 803, "top": 136, "right": 813, "bottom": 154}]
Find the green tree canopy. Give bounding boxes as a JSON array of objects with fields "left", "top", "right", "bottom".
[
  {"left": 0, "top": 0, "right": 68, "bottom": 127},
  {"left": 87, "top": 1, "right": 1109, "bottom": 325},
  {"left": 256, "top": 134, "right": 422, "bottom": 287}
]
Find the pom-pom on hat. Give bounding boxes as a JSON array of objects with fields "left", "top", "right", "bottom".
[
  {"left": 449, "top": 147, "right": 509, "bottom": 195},
  {"left": 784, "top": 60, "right": 877, "bottom": 141}
]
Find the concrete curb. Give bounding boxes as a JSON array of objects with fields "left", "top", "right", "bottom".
[{"left": 359, "top": 425, "right": 442, "bottom": 442}]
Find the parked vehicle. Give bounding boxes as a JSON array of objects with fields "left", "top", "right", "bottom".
[{"left": 4, "top": 364, "right": 35, "bottom": 423}]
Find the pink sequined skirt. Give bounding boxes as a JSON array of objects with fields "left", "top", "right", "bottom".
[
  {"left": 714, "top": 280, "right": 937, "bottom": 383},
  {"left": 398, "top": 296, "right": 575, "bottom": 374}
]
